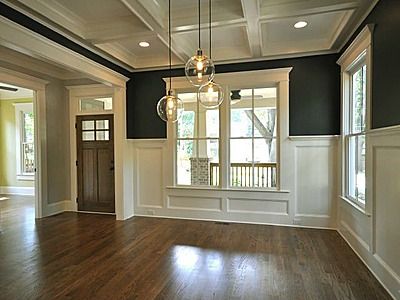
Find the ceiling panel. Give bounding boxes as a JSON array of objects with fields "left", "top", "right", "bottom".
[
  {"left": 261, "top": 10, "right": 353, "bottom": 56},
  {"left": 103, "top": 35, "right": 183, "bottom": 69},
  {"left": 173, "top": 25, "right": 251, "bottom": 62},
  {"left": 55, "top": 0, "right": 132, "bottom": 22},
  {"left": 11, "top": 0, "right": 378, "bottom": 70},
  {"left": 170, "top": 0, "right": 244, "bottom": 29}
]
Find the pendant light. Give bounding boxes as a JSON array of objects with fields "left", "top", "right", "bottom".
[
  {"left": 198, "top": 0, "right": 223, "bottom": 108},
  {"left": 157, "top": 0, "right": 183, "bottom": 123},
  {"left": 185, "top": 0, "right": 215, "bottom": 87}
]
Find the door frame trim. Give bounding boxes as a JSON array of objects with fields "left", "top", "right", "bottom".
[
  {"left": 68, "top": 86, "right": 128, "bottom": 219},
  {"left": 0, "top": 67, "right": 48, "bottom": 218},
  {"left": 1, "top": 16, "right": 131, "bottom": 220}
]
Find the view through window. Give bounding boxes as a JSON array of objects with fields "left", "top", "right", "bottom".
[
  {"left": 230, "top": 88, "right": 277, "bottom": 188},
  {"left": 346, "top": 59, "right": 366, "bottom": 204},
  {"left": 176, "top": 92, "right": 219, "bottom": 186},
  {"left": 21, "top": 111, "right": 34, "bottom": 174},
  {"left": 176, "top": 86, "right": 278, "bottom": 189}
]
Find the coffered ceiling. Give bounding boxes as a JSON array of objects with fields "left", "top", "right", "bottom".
[{"left": 6, "top": 0, "right": 378, "bottom": 71}]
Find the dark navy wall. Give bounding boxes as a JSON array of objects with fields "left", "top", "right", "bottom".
[
  {"left": 344, "top": 0, "right": 400, "bottom": 129},
  {"left": 127, "top": 54, "right": 341, "bottom": 138},
  {"left": 6, "top": 0, "right": 399, "bottom": 135}
]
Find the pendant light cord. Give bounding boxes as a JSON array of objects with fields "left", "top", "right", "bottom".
[
  {"left": 209, "top": 0, "right": 211, "bottom": 58},
  {"left": 198, "top": 0, "right": 201, "bottom": 49},
  {"left": 168, "top": 0, "right": 172, "bottom": 91}
]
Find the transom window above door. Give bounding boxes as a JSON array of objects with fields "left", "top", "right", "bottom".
[{"left": 79, "top": 97, "right": 113, "bottom": 112}]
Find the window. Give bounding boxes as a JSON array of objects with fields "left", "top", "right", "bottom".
[
  {"left": 176, "top": 92, "right": 219, "bottom": 186},
  {"left": 79, "top": 97, "right": 112, "bottom": 112},
  {"left": 345, "top": 57, "right": 367, "bottom": 204},
  {"left": 230, "top": 88, "right": 277, "bottom": 188},
  {"left": 175, "top": 86, "right": 278, "bottom": 189},
  {"left": 338, "top": 24, "right": 373, "bottom": 208},
  {"left": 14, "top": 103, "right": 34, "bottom": 179},
  {"left": 81, "top": 119, "right": 110, "bottom": 141}
]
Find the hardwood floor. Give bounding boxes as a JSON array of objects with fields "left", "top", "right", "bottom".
[{"left": 0, "top": 196, "right": 391, "bottom": 300}]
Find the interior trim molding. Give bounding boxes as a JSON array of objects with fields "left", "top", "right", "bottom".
[
  {"left": 338, "top": 227, "right": 398, "bottom": 299},
  {"left": 0, "top": 186, "right": 34, "bottom": 196},
  {"left": 0, "top": 1, "right": 133, "bottom": 74}
]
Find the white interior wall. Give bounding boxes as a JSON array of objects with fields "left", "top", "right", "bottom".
[
  {"left": 131, "top": 69, "right": 338, "bottom": 229},
  {"left": 338, "top": 127, "right": 400, "bottom": 299}
]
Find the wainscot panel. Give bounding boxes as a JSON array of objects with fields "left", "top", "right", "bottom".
[
  {"left": 131, "top": 136, "right": 338, "bottom": 229},
  {"left": 338, "top": 126, "right": 400, "bottom": 298}
]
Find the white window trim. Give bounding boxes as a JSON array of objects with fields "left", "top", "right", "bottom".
[
  {"left": 14, "top": 102, "right": 34, "bottom": 181},
  {"left": 337, "top": 24, "right": 374, "bottom": 214},
  {"left": 164, "top": 68, "right": 292, "bottom": 192}
]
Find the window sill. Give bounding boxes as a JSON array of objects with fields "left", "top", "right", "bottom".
[
  {"left": 340, "top": 196, "right": 371, "bottom": 216},
  {"left": 17, "top": 175, "right": 34, "bottom": 181},
  {"left": 166, "top": 185, "right": 290, "bottom": 193}
]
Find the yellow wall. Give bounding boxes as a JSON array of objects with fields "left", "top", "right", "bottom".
[{"left": 0, "top": 98, "right": 34, "bottom": 187}]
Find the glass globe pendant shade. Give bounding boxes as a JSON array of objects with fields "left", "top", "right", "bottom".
[
  {"left": 185, "top": 49, "right": 215, "bottom": 87},
  {"left": 156, "top": 91, "right": 184, "bottom": 122},
  {"left": 198, "top": 81, "right": 224, "bottom": 109}
]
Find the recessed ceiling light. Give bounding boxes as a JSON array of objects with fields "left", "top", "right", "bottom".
[
  {"left": 139, "top": 41, "right": 150, "bottom": 48},
  {"left": 294, "top": 21, "right": 308, "bottom": 29}
]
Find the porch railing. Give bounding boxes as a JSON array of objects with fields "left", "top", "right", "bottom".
[{"left": 210, "top": 162, "right": 277, "bottom": 188}]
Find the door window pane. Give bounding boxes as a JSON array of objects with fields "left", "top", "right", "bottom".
[
  {"left": 82, "top": 131, "right": 95, "bottom": 141},
  {"left": 96, "top": 131, "right": 109, "bottom": 141},
  {"left": 96, "top": 120, "right": 109, "bottom": 130},
  {"left": 82, "top": 120, "right": 94, "bottom": 130}
]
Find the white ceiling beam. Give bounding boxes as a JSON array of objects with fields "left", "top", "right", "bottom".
[
  {"left": 87, "top": 31, "right": 156, "bottom": 45},
  {"left": 120, "top": 0, "right": 189, "bottom": 63},
  {"left": 240, "top": 0, "right": 262, "bottom": 57}
]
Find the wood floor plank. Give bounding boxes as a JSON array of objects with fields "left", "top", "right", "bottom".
[{"left": 0, "top": 195, "right": 392, "bottom": 300}]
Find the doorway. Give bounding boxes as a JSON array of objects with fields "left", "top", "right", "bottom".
[
  {"left": 0, "top": 82, "right": 36, "bottom": 219},
  {"left": 76, "top": 114, "right": 115, "bottom": 213}
]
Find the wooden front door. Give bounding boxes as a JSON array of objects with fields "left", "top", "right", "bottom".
[{"left": 76, "top": 114, "right": 115, "bottom": 213}]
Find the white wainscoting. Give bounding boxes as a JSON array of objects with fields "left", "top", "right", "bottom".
[
  {"left": 338, "top": 126, "right": 400, "bottom": 299},
  {"left": 131, "top": 136, "right": 338, "bottom": 229},
  {"left": 292, "top": 137, "right": 337, "bottom": 228}
]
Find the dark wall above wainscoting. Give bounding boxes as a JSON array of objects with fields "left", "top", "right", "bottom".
[
  {"left": 343, "top": 0, "right": 400, "bottom": 129},
  {"left": 127, "top": 54, "right": 341, "bottom": 139}
]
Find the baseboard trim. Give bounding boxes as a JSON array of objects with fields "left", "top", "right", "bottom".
[
  {"left": 133, "top": 213, "right": 337, "bottom": 231},
  {"left": 337, "top": 228, "right": 398, "bottom": 299},
  {"left": 0, "top": 186, "right": 34, "bottom": 196},
  {"left": 43, "top": 200, "right": 70, "bottom": 217}
]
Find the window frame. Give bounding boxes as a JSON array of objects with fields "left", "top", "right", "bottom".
[
  {"left": 175, "top": 89, "right": 222, "bottom": 187},
  {"left": 228, "top": 86, "right": 278, "bottom": 189},
  {"left": 173, "top": 83, "right": 280, "bottom": 191},
  {"left": 338, "top": 24, "right": 374, "bottom": 212},
  {"left": 77, "top": 94, "right": 114, "bottom": 115},
  {"left": 345, "top": 59, "right": 367, "bottom": 205},
  {"left": 14, "top": 102, "right": 35, "bottom": 181}
]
